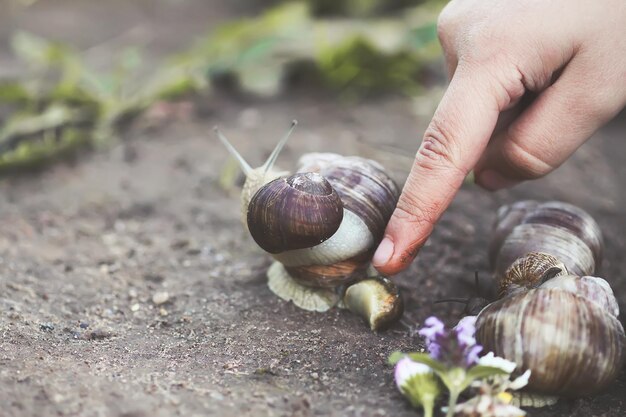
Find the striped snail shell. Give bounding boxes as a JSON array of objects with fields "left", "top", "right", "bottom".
[
  {"left": 489, "top": 200, "right": 604, "bottom": 289},
  {"left": 246, "top": 172, "right": 344, "bottom": 254},
  {"left": 215, "top": 122, "right": 403, "bottom": 329},
  {"left": 473, "top": 201, "right": 625, "bottom": 399},
  {"left": 268, "top": 153, "right": 399, "bottom": 289},
  {"left": 475, "top": 255, "right": 625, "bottom": 397}
]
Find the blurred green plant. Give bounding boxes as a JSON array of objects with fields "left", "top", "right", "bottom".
[
  {"left": 180, "top": 1, "right": 442, "bottom": 96},
  {"left": 0, "top": 32, "right": 204, "bottom": 171},
  {"left": 0, "top": 0, "right": 443, "bottom": 172}
]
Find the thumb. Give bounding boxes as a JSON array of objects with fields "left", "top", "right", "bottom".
[{"left": 373, "top": 66, "right": 522, "bottom": 275}]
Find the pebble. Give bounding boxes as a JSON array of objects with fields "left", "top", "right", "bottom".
[
  {"left": 131, "top": 303, "right": 141, "bottom": 312},
  {"left": 152, "top": 292, "right": 170, "bottom": 305},
  {"left": 40, "top": 323, "right": 55, "bottom": 332}
]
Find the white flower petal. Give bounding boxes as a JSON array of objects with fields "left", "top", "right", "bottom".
[
  {"left": 395, "top": 357, "right": 432, "bottom": 390},
  {"left": 478, "top": 352, "right": 517, "bottom": 374},
  {"left": 509, "top": 370, "right": 532, "bottom": 390}
]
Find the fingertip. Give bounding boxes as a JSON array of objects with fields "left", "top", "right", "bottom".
[
  {"left": 372, "top": 229, "right": 425, "bottom": 276},
  {"left": 373, "top": 244, "right": 422, "bottom": 276},
  {"left": 372, "top": 236, "right": 403, "bottom": 275},
  {"left": 372, "top": 237, "right": 394, "bottom": 268}
]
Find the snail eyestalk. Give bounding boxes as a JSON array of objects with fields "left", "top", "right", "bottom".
[
  {"left": 213, "top": 126, "right": 252, "bottom": 175},
  {"left": 474, "top": 271, "right": 481, "bottom": 294},
  {"left": 434, "top": 271, "right": 491, "bottom": 315},
  {"left": 434, "top": 298, "right": 470, "bottom": 305},
  {"left": 262, "top": 119, "right": 298, "bottom": 174},
  {"left": 435, "top": 297, "right": 490, "bottom": 316}
]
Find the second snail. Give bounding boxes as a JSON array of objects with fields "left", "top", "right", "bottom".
[
  {"left": 216, "top": 121, "right": 403, "bottom": 331},
  {"left": 461, "top": 201, "right": 625, "bottom": 404}
]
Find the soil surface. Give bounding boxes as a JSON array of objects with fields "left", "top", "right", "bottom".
[{"left": 1, "top": 1, "right": 625, "bottom": 417}]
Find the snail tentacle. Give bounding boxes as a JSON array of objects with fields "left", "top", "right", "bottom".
[{"left": 214, "top": 126, "right": 252, "bottom": 175}]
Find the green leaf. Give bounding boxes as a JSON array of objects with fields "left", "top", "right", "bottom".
[
  {"left": 12, "top": 31, "right": 77, "bottom": 68},
  {"left": 0, "top": 81, "right": 32, "bottom": 103},
  {"left": 465, "top": 365, "right": 510, "bottom": 381},
  {"left": 406, "top": 353, "right": 447, "bottom": 373}
]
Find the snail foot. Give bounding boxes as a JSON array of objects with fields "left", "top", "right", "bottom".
[{"left": 267, "top": 262, "right": 340, "bottom": 312}]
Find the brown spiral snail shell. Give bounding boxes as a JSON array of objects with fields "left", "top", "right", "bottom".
[
  {"left": 215, "top": 121, "right": 403, "bottom": 330},
  {"left": 473, "top": 201, "right": 625, "bottom": 400}
]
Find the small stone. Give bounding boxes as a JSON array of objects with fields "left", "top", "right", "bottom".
[
  {"left": 159, "top": 308, "right": 168, "bottom": 316},
  {"left": 83, "top": 329, "right": 113, "bottom": 340},
  {"left": 310, "top": 372, "right": 319, "bottom": 379},
  {"left": 144, "top": 273, "right": 165, "bottom": 283},
  {"left": 40, "top": 323, "right": 55, "bottom": 332},
  {"left": 131, "top": 303, "right": 141, "bottom": 312},
  {"left": 152, "top": 292, "right": 170, "bottom": 305}
]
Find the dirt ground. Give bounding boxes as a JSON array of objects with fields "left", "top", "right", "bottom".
[{"left": 1, "top": 1, "right": 625, "bottom": 417}]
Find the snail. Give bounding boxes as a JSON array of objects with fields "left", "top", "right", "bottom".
[
  {"left": 215, "top": 121, "right": 403, "bottom": 330},
  {"left": 489, "top": 200, "right": 604, "bottom": 289},
  {"left": 471, "top": 201, "right": 625, "bottom": 401}
]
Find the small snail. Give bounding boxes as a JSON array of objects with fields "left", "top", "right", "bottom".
[
  {"left": 215, "top": 121, "right": 403, "bottom": 330},
  {"left": 471, "top": 201, "right": 625, "bottom": 400}
]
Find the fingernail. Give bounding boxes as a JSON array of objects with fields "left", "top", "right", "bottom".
[
  {"left": 476, "top": 170, "right": 518, "bottom": 190},
  {"left": 373, "top": 237, "right": 394, "bottom": 267}
]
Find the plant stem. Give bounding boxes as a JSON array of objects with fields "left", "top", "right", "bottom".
[
  {"left": 445, "top": 390, "right": 460, "bottom": 417},
  {"left": 424, "top": 404, "right": 434, "bottom": 417}
]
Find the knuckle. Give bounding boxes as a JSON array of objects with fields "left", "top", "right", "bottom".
[
  {"left": 436, "top": 10, "right": 453, "bottom": 43},
  {"left": 437, "top": 0, "right": 463, "bottom": 46},
  {"left": 416, "top": 122, "right": 465, "bottom": 176},
  {"left": 499, "top": 135, "right": 554, "bottom": 179}
]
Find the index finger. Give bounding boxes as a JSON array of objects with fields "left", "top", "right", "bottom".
[{"left": 373, "top": 65, "right": 520, "bottom": 275}]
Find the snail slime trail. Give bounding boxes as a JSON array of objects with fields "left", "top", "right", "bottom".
[
  {"left": 469, "top": 201, "right": 625, "bottom": 403},
  {"left": 214, "top": 121, "right": 403, "bottom": 331}
]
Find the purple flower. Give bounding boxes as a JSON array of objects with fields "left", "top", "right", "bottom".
[
  {"left": 465, "top": 344, "right": 483, "bottom": 366},
  {"left": 417, "top": 315, "right": 483, "bottom": 368},
  {"left": 455, "top": 316, "right": 478, "bottom": 346},
  {"left": 419, "top": 316, "right": 445, "bottom": 340}
]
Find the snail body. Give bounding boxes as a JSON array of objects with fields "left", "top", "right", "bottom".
[
  {"left": 215, "top": 122, "right": 403, "bottom": 329},
  {"left": 474, "top": 201, "right": 625, "bottom": 399}
]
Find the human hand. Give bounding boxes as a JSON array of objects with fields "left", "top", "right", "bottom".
[{"left": 373, "top": 0, "right": 626, "bottom": 275}]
